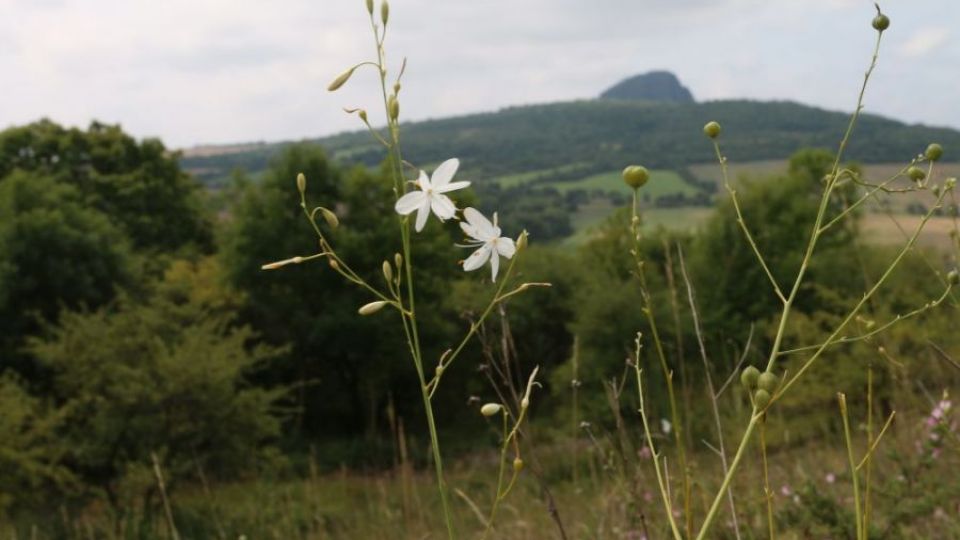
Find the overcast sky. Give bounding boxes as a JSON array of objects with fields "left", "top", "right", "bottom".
[{"left": 1, "top": 0, "right": 957, "bottom": 149}]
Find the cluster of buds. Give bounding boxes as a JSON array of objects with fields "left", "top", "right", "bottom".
[{"left": 741, "top": 366, "right": 779, "bottom": 410}]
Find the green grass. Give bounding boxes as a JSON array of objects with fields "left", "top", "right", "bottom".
[
  {"left": 546, "top": 169, "right": 696, "bottom": 197},
  {"left": 491, "top": 162, "right": 589, "bottom": 188},
  {"left": 564, "top": 198, "right": 712, "bottom": 245}
]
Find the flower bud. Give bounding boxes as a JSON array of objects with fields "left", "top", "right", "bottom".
[
  {"left": 329, "top": 259, "right": 340, "bottom": 271},
  {"left": 296, "top": 173, "right": 306, "bottom": 194},
  {"left": 757, "top": 372, "right": 779, "bottom": 393},
  {"left": 320, "top": 207, "right": 339, "bottom": 229},
  {"left": 358, "top": 110, "right": 368, "bottom": 123},
  {"left": 513, "top": 457, "right": 524, "bottom": 472},
  {"left": 365, "top": 0, "right": 373, "bottom": 15},
  {"left": 395, "top": 253, "right": 403, "bottom": 268},
  {"left": 740, "top": 365, "right": 761, "bottom": 390},
  {"left": 703, "top": 121, "right": 722, "bottom": 139},
  {"left": 388, "top": 94, "right": 400, "bottom": 121},
  {"left": 944, "top": 177, "right": 956, "bottom": 190},
  {"left": 754, "top": 389, "right": 771, "bottom": 409},
  {"left": 394, "top": 82, "right": 401, "bottom": 94},
  {"left": 480, "top": 403, "right": 502, "bottom": 417},
  {"left": 925, "top": 143, "right": 943, "bottom": 162},
  {"left": 516, "top": 230, "right": 529, "bottom": 252},
  {"left": 381, "top": 0, "right": 389, "bottom": 25},
  {"left": 382, "top": 260, "right": 393, "bottom": 282},
  {"left": 872, "top": 13, "right": 890, "bottom": 32},
  {"left": 358, "top": 301, "right": 388, "bottom": 315},
  {"left": 948, "top": 269, "right": 960, "bottom": 286},
  {"left": 907, "top": 166, "right": 926, "bottom": 182},
  {"left": 622, "top": 165, "right": 650, "bottom": 189},
  {"left": 327, "top": 66, "right": 357, "bottom": 92}
]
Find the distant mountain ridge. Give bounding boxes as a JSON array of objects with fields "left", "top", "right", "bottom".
[
  {"left": 599, "top": 71, "right": 695, "bottom": 103},
  {"left": 181, "top": 76, "right": 960, "bottom": 186}
]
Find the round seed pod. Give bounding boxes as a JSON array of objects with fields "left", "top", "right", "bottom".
[
  {"left": 740, "top": 366, "right": 761, "bottom": 390},
  {"left": 513, "top": 457, "right": 524, "bottom": 472},
  {"left": 622, "top": 165, "right": 650, "bottom": 189},
  {"left": 757, "top": 372, "right": 779, "bottom": 393},
  {"left": 872, "top": 13, "right": 890, "bottom": 32},
  {"left": 754, "top": 389, "right": 772, "bottom": 409},
  {"left": 948, "top": 269, "right": 960, "bottom": 286},
  {"left": 925, "top": 143, "right": 944, "bottom": 162},
  {"left": 907, "top": 166, "right": 926, "bottom": 182},
  {"left": 703, "top": 121, "right": 722, "bottom": 139}
]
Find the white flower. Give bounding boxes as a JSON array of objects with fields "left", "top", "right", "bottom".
[
  {"left": 660, "top": 418, "right": 672, "bottom": 435},
  {"left": 394, "top": 158, "right": 470, "bottom": 232},
  {"left": 460, "top": 207, "right": 516, "bottom": 282}
]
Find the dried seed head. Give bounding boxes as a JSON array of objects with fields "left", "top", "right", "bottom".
[
  {"left": 480, "top": 403, "right": 502, "bottom": 417},
  {"left": 754, "top": 389, "right": 772, "bottom": 410},
  {"left": 741, "top": 366, "right": 761, "bottom": 390},
  {"left": 358, "top": 301, "right": 388, "bottom": 315},
  {"left": 296, "top": 173, "right": 306, "bottom": 194},
  {"left": 925, "top": 143, "right": 944, "bottom": 162},
  {"left": 703, "top": 121, "right": 722, "bottom": 139},
  {"left": 327, "top": 66, "right": 357, "bottom": 92},
  {"left": 622, "top": 165, "right": 650, "bottom": 189},
  {"left": 757, "top": 372, "right": 779, "bottom": 394},
  {"left": 908, "top": 166, "right": 926, "bottom": 182}
]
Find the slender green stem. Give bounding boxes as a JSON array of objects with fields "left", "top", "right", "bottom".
[
  {"left": 760, "top": 420, "right": 775, "bottom": 540},
  {"left": 839, "top": 393, "right": 864, "bottom": 540}
]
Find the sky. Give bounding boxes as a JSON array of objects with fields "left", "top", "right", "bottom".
[{"left": 1, "top": 0, "right": 957, "bottom": 149}]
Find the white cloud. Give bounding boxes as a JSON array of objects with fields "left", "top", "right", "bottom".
[{"left": 898, "top": 27, "right": 950, "bottom": 58}]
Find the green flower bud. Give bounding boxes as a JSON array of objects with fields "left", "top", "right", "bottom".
[
  {"left": 622, "top": 165, "right": 650, "bottom": 189},
  {"left": 382, "top": 260, "right": 393, "bottom": 283},
  {"left": 358, "top": 110, "right": 368, "bottom": 123},
  {"left": 480, "top": 403, "right": 502, "bottom": 417},
  {"left": 365, "top": 0, "right": 373, "bottom": 15},
  {"left": 320, "top": 207, "right": 339, "bottom": 229},
  {"left": 925, "top": 143, "right": 943, "bottom": 162},
  {"left": 395, "top": 253, "right": 403, "bottom": 269},
  {"left": 757, "top": 372, "right": 779, "bottom": 393},
  {"left": 516, "top": 230, "right": 529, "bottom": 252},
  {"left": 945, "top": 177, "right": 957, "bottom": 190},
  {"left": 948, "top": 269, "right": 960, "bottom": 286},
  {"left": 358, "top": 300, "right": 388, "bottom": 315},
  {"left": 296, "top": 173, "right": 306, "bottom": 194},
  {"left": 740, "top": 365, "right": 761, "bottom": 390},
  {"left": 381, "top": 0, "right": 389, "bottom": 25},
  {"left": 872, "top": 13, "right": 890, "bottom": 32},
  {"left": 327, "top": 66, "right": 357, "bottom": 92},
  {"left": 703, "top": 121, "right": 722, "bottom": 139},
  {"left": 513, "top": 457, "right": 524, "bottom": 472},
  {"left": 754, "top": 389, "right": 771, "bottom": 409},
  {"left": 329, "top": 259, "right": 340, "bottom": 271},
  {"left": 388, "top": 94, "right": 400, "bottom": 121},
  {"left": 907, "top": 166, "right": 926, "bottom": 182}
]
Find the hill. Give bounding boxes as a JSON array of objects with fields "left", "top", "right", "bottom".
[{"left": 599, "top": 71, "right": 695, "bottom": 103}]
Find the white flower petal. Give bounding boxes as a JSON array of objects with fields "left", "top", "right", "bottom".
[
  {"left": 435, "top": 180, "right": 470, "bottom": 194},
  {"left": 460, "top": 220, "right": 482, "bottom": 241},
  {"left": 495, "top": 237, "right": 516, "bottom": 259},
  {"left": 430, "top": 194, "right": 457, "bottom": 221},
  {"left": 463, "top": 208, "right": 496, "bottom": 241},
  {"left": 414, "top": 200, "right": 431, "bottom": 232},
  {"left": 417, "top": 170, "right": 432, "bottom": 191},
  {"left": 431, "top": 158, "right": 460, "bottom": 187},
  {"left": 463, "top": 243, "right": 492, "bottom": 272},
  {"left": 395, "top": 190, "right": 426, "bottom": 215},
  {"left": 489, "top": 249, "right": 500, "bottom": 282}
]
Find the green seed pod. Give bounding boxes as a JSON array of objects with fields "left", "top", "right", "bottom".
[
  {"left": 740, "top": 365, "right": 761, "bottom": 390},
  {"left": 365, "top": 0, "right": 373, "bottom": 15},
  {"left": 925, "top": 143, "right": 944, "bottom": 162},
  {"left": 388, "top": 94, "right": 400, "bottom": 121},
  {"left": 703, "top": 121, "right": 722, "bottom": 139},
  {"left": 757, "top": 372, "right": 779, "bottom": 393},
  {"left": 381, "top": 0, "right": 389, "bottom": 25},
  {"left": 320, "top": 207, "right": 339, "bottom": 229},
  {"left": 382, "top": 260, "right": 393, "bottom": 282},
  {"left": 480, "top": 403, "right": 502, "bottom": 417},
  {"left": 872, "top": 13, "right": 890, "bottom": 32},
  {"left": 948, "top": 269, "right": 960, "bottom": 286},
  {"left": 296, "top": 173, "right": 306, "bottom": 194},
  {"left": 395, "top": 252, "right": 403, "bottom": 269},
  {"left": 907, "top": 166, "right": 926, "bottom": 182},
  {"left": 622, "top": 165, "right": 650, "bottom": 189},
  {"left": 327, "top": 66, "right": 357, "bottom": 92},
  {"left": 358, "top": 300, "right": 388, "bottom": 315},
  {"left": 754, "top": 389, "right": 771, "bottom": 409},
  {"left": 513, "top": 457, "right": 524, "bottom": 472}
]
